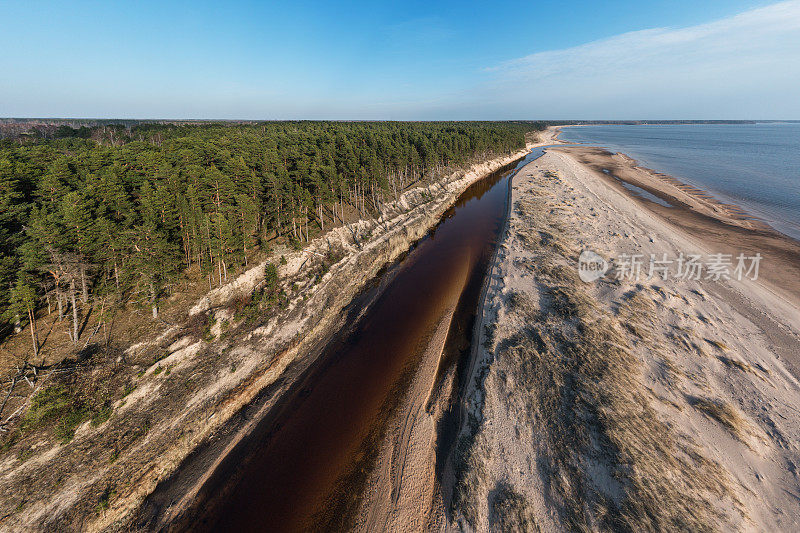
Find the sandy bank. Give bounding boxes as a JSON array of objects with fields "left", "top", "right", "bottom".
[
  {"left": 452, "top": 148, "right": 800, "bottom": 531},
  {"left": 348, "top": 135, "right": 570, "bottom": 533}
]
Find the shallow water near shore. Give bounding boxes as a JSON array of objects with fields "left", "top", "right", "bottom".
[
  {"left": 560, "top": 123, "right": 800, "bottom": 240},
  {"left": 179, "top": 148, "right": 546, "bottom": 532}
]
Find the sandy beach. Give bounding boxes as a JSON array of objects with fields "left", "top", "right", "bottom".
[
  {"left": 451, "top": 141, "right": 800, "bottom": 530},
  {"left": 552, "top": 144, "right": 800, "bottom": 303}
]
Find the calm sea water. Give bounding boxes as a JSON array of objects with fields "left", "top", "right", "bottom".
[{"left": 559, "top": 123, "right": 800, "bottom": 241}]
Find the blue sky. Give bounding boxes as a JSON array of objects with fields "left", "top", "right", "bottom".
[{"left": 1, "top": 0, "right": 798, "bottom": 119}]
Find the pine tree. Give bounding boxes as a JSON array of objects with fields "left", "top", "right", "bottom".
[
  {"left": 0, "top": 120, "right": 540, "bottom": 343},
  {"left": 0, "top": 158, "right": 27, "bottom": 330},
  {"left": 11, "top": 274, "right": 39, "bottom": 360},
  {"left": 60, "top": 190, "right": 95, "bottom": 304}
]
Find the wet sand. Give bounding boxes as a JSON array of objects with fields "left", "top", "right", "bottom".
[{"left": 549, "top": 144, "right": 800, "bottom": 303}]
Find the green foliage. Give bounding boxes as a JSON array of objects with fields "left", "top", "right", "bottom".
[
  {"left": 55, "top": 409, "right": 87, "bottom": 443},
  {"left": 21, "top": 386, "right": 71, "bottom": 429},
  {"left": 202, "top": 315, "right": 217, "bottom": 342},
  {"left": 264, "top": 262, "right": 278, "bottom": 290},
  {"left": 91, "top": 405, "right": 112, "bottom": 426},
  {"left": 10, "top": 277, "right": 37, "bottom": 317},
  {"left": 0, "top": 121, "right": 544, "bottom": 336},
  {"left": 96, "top": 486, "right": 114, "bottom": 513},
  {"left": 228, "top": 262, "right": 287, "bottom": 326},
  {"left": 22, "top": 385, "right": 112, "bottom": 444},
  {"left": 231, "top": 293, "right": 257, "bottom": 323}
]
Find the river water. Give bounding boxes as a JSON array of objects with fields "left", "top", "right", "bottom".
[{"left": 179, "top": 148, "right": 546, "bottom": 532}]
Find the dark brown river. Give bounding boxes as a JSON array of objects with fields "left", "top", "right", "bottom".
[{"left": 158, "top": 148, "right": 545, "bottom": 532}]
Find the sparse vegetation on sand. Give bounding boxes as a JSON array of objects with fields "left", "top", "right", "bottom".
[
  {"left": 690, "top": 397, "right": 750, "bottom": 442},
  {"left": 489, "top": 483, "right": 540, "bottom": 533},
  {"left": 453, "top": 186, "right": 741, "bottom": 531}
]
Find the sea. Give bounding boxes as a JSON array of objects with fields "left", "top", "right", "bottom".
[{"left": 558, "top": 123, "right": 800, "bottom": 242}]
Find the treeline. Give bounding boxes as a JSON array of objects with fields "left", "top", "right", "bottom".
[{"left": 0, "top": 121, "right": 543, "bottom": 353}]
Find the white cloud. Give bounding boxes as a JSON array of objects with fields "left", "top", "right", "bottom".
[{"left": 471, "top": 1, "right": 800, "bottom": 119}]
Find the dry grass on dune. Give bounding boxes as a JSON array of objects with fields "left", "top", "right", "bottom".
[
  {"left": 453, "top": 192, "right": 742, "bottom": 532},
  {"left": 489, "top": 483, "right": 541, "bottom": 533},
  {"left": 689, "top": 397, "right": 751, "bottom": 444}
]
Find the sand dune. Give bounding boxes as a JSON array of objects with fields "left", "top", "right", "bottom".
[{"left": 451, "top": 147, "right": 800, "bottom": 531}]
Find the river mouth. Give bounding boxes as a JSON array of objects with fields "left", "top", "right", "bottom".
[{"left": 171, "top": 149, "right": 546, "bottom": 532}]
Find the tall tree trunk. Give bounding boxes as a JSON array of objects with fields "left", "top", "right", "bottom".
[
  {"left": 56, "top": 286, "right": 64, "bottom": 321},
  {"left": 80, "top": 264, "right": 88, "bottom": 304},
  {"left": 70, "top": 278, "right": 79, "bottom": 343},
  {"left": 150, "top": 281, "right": 158, "bottom": 319},
  {"left": 184, "top": 226, "right": 191, "bottom": 268},
  {"left": 28, "top": 309, "right": 38, "bottom": 359},
  {"left": 241, "top": 211, "right": 247, "bottom": 259}
]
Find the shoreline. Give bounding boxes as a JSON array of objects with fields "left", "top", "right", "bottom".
[
  {"left": 548, "top": 125, "right": 800, "bottom": 300},
  {"left": 551, "top": 125, "right": 800, "bottom": 244},
  {"left": 547, "top": 143, "right": 800, "bottom": 303}
]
